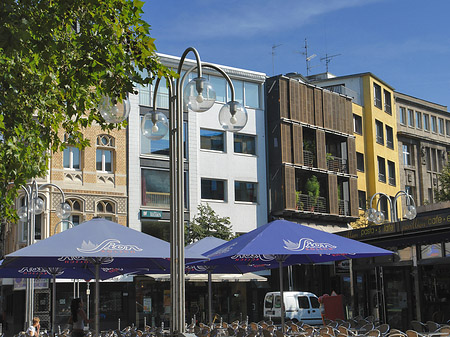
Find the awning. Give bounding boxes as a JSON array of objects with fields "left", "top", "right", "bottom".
[{"left": 146, "top": 273, "right": 267, "bottom": 283}]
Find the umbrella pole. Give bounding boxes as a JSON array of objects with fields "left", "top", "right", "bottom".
[
  {"left": 208, "top": 270, "right": 212, "bottom": 326},
  {"left": 95, "top": 263, "right": 100, "bottom": 337},
  {"left": 279, "top": 260, "right": 285, "bottom": 333},
  {"left": 52, "top": 274, "right": 56, "bottom": 337}
]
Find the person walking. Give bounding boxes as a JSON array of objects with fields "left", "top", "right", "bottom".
[
  {"left": 69, "top": 298, "right": 91, "bottom": 337},
  {"left": 26, "top": 317, "right": 40, "bottom": 337}
]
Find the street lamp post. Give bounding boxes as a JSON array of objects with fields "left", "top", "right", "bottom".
[
  {"left": 366, "top": 190, "right": 417, "bottom": 224},
  {"left": 100, "top": 47, "right": 247, "bottom": 335},
  {"left": 18, "top": 180, "right": 71, "bottom": 332}
]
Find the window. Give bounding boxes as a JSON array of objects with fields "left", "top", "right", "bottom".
[
  {"left": 407, "top": 109, "right": 414, "bottom": 127},
  {"left": 383, "top": 89, "right": 391, "bottom": 114},
  {"left": 209, "top": 75, "right": 226, "bottom": 103},
  {"left": 388, "top": 161, "right": 396, "bottom": 186},
  {"left": 235, "top": 181, "right": 257, "bottom": 202},
  {"left": 373, "top": 83, "right": 382, "bottom": 108},
  {"left": 385, "top": 125, "right": 394, "bottom": 149},
  {"left": 377, "top": 156, "right": 386, "bottom": 183},
  {"left": 234, "top": 134, "right": 256, "bottom": 155},
  {"left": 96, "top": 135, "right": 114, "bottom": 172},
  {"left": 358, "top": 190, "right": 367, "bottom": 210},
  {"left": 63, "top": 146, "right": 80, "bottom": 169},
  {"left": 61, "top": 199, "right": 82, "bottom": 231},
  {"left": 297, "top": 296, "right": 310, "bottom": 309},
  {"left": 227, "top": 79, "right": 244, "bottom": 105},
  {"left": 431, "top": 116, "right": 437, "bottom": 133},
  {"left": 403, "top": 144, "right": 411, "bottom": 166},
  {"left": 244, "top": 82, "right": 260, "bottom": 108},
  {"left": 415, "top": 111, "right": 422, "bottom": 129},
  {"left": 19, "top": 196, "right": 43, "bottom": 241},
  {"left": 421, "top": 244, "right": 442, "bottom": 259},
  {"left": 375, "top": 120, "right": 384, "bottom": 145},
  {"left": 201, "top": 178, "right": 226, "bottom": 201},
  {"left": 399, "top": 107, "right": 407, "bottom": 125},
  {"left": 142, "top": 169, "right": 170, "bottom": 208},
  {"left": 200, "top": 129, "right": 225, "bottom": 152},
  {"left": 439, "top": 118, "right": 445, "bottom": 135},
  {"left": 423, "top": 114, "right": 430, "bottom": 131},
  {"left": 141, "top": 119, "right": 187, "bottom": 158},
  {"left": 96, "top": 200, "right": 115, "bottom": 221},
  {"left": 446, "top": 120, "right": 450, "bottom": 136},
  {"left": 353, "top": 114, "right": 362, "bottom": 135},
  {"left": 356, "top": 152, "right": 364, "bottom": 172}
]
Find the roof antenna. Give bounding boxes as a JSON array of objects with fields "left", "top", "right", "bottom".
[
  {"left": 301, "top": 38, "right": 316, "bottom": 76},
  {"left": 320, "top": 53, "right": 341, "bottom": 73},
  {"left": 272, "top": 44, "right": 282, "bottom": 75}
]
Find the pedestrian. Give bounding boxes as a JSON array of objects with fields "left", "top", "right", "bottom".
[
  {"left": 26, "top": 317, "right": 40, "bottom": 337},
  {"left": 318, "top": 296, "right": 326, "bottom": 326},
  {"left": 69, "top": 298, "right": 91, "bottom": 337}
]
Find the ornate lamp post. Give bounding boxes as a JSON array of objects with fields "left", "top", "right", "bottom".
[
  {"left": 18, "top": 180, "right": 71, "bottom": 331},
  {"left": 366, "top": 190, "right": 417, "bottom": 224},
  {"left": 101, "top": 47, "right": 247, "bottom": 334}
]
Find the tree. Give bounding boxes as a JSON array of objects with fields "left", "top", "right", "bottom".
[
  {"left": 435, "top": 160, "right": 450, "bottom": 202},
  {"left": 185, "top": 204, "right": 234, "bottom": 244},
  {"left": 0, "top": 0, "right": 171, "bottom": 220}
]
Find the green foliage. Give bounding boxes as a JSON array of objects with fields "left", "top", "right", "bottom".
[
  {"left": 0, "top": 0, "right": 171, "bottom": 220},
  {"left": 435, "top": 160, "right": 450, "bottom": 202},
  {"left": 305, "top": 175, "right": 320, "bottom": 207},
  {"left": 185, "top": 204, "right": 234, "bottom": 245}
]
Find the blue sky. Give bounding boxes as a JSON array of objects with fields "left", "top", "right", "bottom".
[{"left": 142, "top": 0, "right": 450, "bottom": 108}]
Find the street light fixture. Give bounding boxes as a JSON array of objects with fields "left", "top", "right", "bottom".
[
  {"left": 102, "top": 47, "right": 247, "bottom": 334},
  {"left": 366, "top": 190, "right": 417, "bottom": 224},
  {"left": 18, "top": 180, "right": 71, "bottom": 332}
]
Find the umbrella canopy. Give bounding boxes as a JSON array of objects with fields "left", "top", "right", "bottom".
[{"left": 195, "top": 220, "right": 393, "bottom": 330}]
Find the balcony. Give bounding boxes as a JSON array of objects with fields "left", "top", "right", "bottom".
[
  {"left": 144, "top": 191, "right": 170, "bottom": 208},
  {"left": 303, "top": 150, "right": 314, "bottom": 167},
  {"left": 326, "top": 155, "right": 348, "bottom": 173},
  {"left": 296, "top": 193, "right": 327, "bottom": 213},
  {"left": 339, "top": 200, "right": 350, "bottom": 216}
]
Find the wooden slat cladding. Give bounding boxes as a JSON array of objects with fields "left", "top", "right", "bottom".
[
  {"left": 332, "top": 93, "right": 339, "bottom": 131},
  {"left": 345, "top": 99, "right": 353, "bottom": 134},
  {"left": 289, "top": 80, "right": 300, "bottom": 121},
  {"left": 279, "top": 78, "right": 289, "bottom": 119},
  {"left": 292, "top": 124, "right": 303, "bottom": 165},
  {"left": 314, "top": 88, "right": 323, "bottom": 127},
  {"left": 306, "top": 86, "right": 315, "bottom": 124},
  {"left": 349, "top": 177, "right": 359, "bottom": 216},
  {"left": 323, "top": 91, "right": 333, "bottom": 129},
  {"left": 347, "top": 138, "right": 357, "bottom": 175},
  {"left": 328, "top": 174, "right": 338, "bottom": 215},
  {"left": 281, "top": 122, "right": 292, "bottom": 163},
  {"left": 284, "top": 165, "right": 296, "bottom": 210},
  {"left": 316, "top": 129, "right": 326, "bottom": 169}
]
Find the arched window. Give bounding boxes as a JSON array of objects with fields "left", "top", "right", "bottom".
[
  {"left": 96, "top": 135, "right": 115, "bottom": 172},
  {"left": 96, "top": 200, "right": 115, "bottom": 221},
  {"left": 60, "top": 199, "right": 84, "bottom": 231}
]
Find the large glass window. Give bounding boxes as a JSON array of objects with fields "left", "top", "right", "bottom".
[
  {"left": 375, "top": 120, "right": 384, "bottom": 145},
  {"left": 373, "top": 83, "right": 382, "bottom": 108},
  {"left": 235, "top": 181, "right": 257, "bottom": 203},
  {"left": 227, "top": 79, "right": 244, "bottom": 105},
  {"left": 423, "top": 114, "right": 430, "bottom": 131},
  {"left": 244, "top": 82, "right": 260, "bottom": 108},
  {"left": 403, "top": 144, "right": 411, "bottom": 166},
  {"left": 415, "top": 111, "right": 422, "bottom": 129},
  {"left": 439, "top": 118, "right": 445, "bottom": 135},
  {"left": 377, "top": 156, "right": 386, "bottom": 183},
  {"left": 201, "top": 178, "right": 226, "bottom": 201},
  {"left": 234, "top": 134, "right": 256, "bottom": 155},
  {"left": 388, "top": 161, "right": 396, "bottom": 186},
  {"left": 408, "top": 109, "right": 414, "bottom": 127},
  {"left": 399, "top": 107, "right": 407, "bottom": 125},
  {"left": 141, "top": 119, "right": 187, "bottom": 157},
  {"left": 96, "top": 135, "right": 114, "bottom": 172},
  {"left": 209, "top": 75, "right": 226, "bottom": 103},
  {"left": 200, "top": 129, "right": 225, "bottom": 152},
  {"left": 385, "top": 125, "right": 394, "bottom": 149},
  {"left": 356, "top": 152, "right": 364, "bottom": 172},
  {"left": 383, "top": 89, "right": 391, "bottom": 114},
  {"left": 431, "top": 116, "right": 437, "bottom": 133},
  {"left": 353, "top": 114, "right": 362, "bottom": 135},
  {"left": 421, "top": 244, "right": 442, "bottom": 259},
  {"left": 63, "top": 146, "right": 80, "bottom": 169},
  {"left": 141, "top": 169, "right": 170, "bottom": 208},
  {"left": 446, "top": 120, "right": 450, "bottom": 136},
  {"left": 358, "top": 190, "right": 366, "bottom": 210}
]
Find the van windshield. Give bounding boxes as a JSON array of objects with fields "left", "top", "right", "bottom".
[{"left": 310, "top": 296, "right": 320, "bottom": 308}]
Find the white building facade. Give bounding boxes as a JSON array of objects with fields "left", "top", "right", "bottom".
[{"left": 128, "top": 53, "right": 268, "bottom": 238}]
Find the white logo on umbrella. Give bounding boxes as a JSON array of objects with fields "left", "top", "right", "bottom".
[
  {"left": 77, "top": 239, "right": 143, "bottom": 253},
  {"left": 283, "top": 238, "right": 337, "bottom": 251}
]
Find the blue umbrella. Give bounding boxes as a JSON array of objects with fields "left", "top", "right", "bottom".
[
  {"left": 1, "top": 218, "right": 206, "bottom": 336},
  {"left": 193, "top": 220, "right": 392, "bottom": 330}
]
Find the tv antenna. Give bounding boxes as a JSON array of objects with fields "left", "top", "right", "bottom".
[
  {"left": 272, "top": 44, "right": 282, "bottom": 75},
  {"left": 320, "top": 53, "right": 341, "bottom": 73},
  {"left": 300, "top": 38, "right": 316, "bottom": 76}
]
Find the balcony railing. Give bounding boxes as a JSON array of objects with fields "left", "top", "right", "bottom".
[
  {"left": 296, "top": 193, "right": 327, "bottom": 213},
  {"left": 339, "top": 200, "right": 350, "bottom": 216},
  {"left": 144, "top": 191, "right": 170, "bottom": 208},
  {"left": 389, "top": 176, "right": 396, "bottom": 186},
  {"left": 303, "top": 150, "right": 314, "bottom": 167},
  {"left": 326, "top": 155, "right": 348, "bottom": 173},
  {"left": 379, "top": 173, "right": 386, "bottom": 183}
]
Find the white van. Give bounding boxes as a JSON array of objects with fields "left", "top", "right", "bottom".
[{"left": 263, "top": 291, "right": 322, "bottom": 325}]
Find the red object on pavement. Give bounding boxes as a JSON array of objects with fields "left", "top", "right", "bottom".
[{"left": 322, "top": 294, "right": 345, "bottom": 320}]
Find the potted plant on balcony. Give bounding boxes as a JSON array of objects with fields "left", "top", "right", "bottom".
[
  {"left": 305, "top": 175, "right": 320, "bottom": 212},
  {"left": 296, "top": 191, "right": 304, "bottom": 210},
  {"left": 303, "top": 139, "right": 316, "bottom": 167}
]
